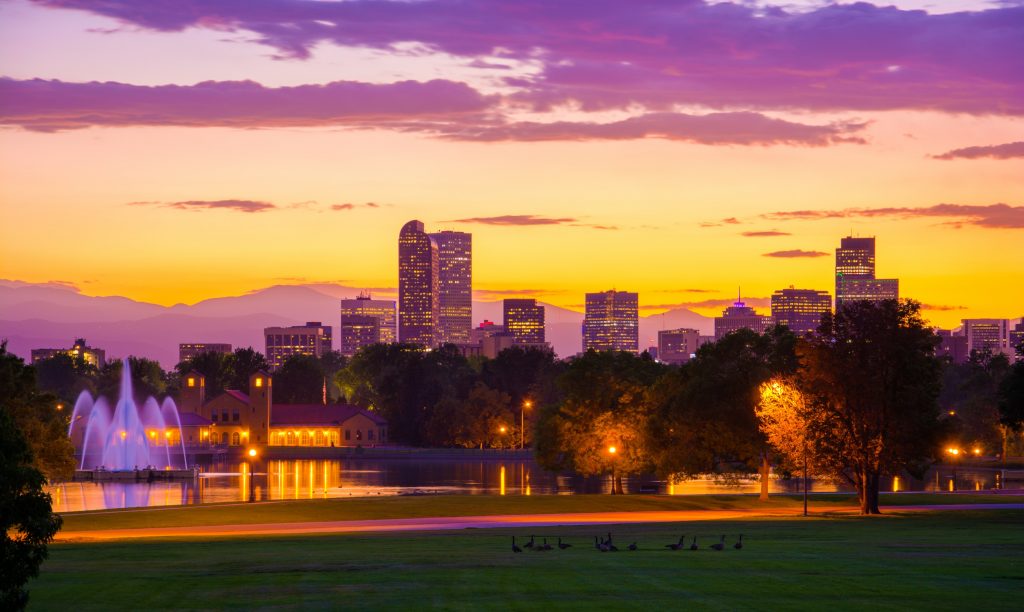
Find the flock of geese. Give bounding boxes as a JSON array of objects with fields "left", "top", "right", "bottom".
[{"left": 512, "top": 532, "right": 744, "bottom": 553}]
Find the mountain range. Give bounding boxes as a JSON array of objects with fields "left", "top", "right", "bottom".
[{"left": 0, "top": 280, "right": 712, "bottom": 368}]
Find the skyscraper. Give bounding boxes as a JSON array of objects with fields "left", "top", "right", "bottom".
[
  {"left": 264, "top": 322, "right": 332, "bottom": 370},
  {"left": 398, "top": 220, "right": 439, "bottom": 347},
  {"left": 835, "top": 236, "right": 898, "bottom": 309},
  {"left": 771, "top": 287, "right": 832, "bottom": 335},
  {"left": 340, "top": 293, "right": 396, "bottom": 355},
  {"left": 503, "top": 298, "right": 545, "bottom": 344},
  {"left": 583, "top": 290, "right": 638, "bottom": 353},
  {"left": 714, "top": 294, "right": 774, "bottom": 340},
  {"left": 430, "top": 230, "right": 472, "bottom": 345},
  {"left": 179, "top": 343, "right": 232, "bottom": 363},
  {"left": 1011, "top": 320, "right": 1024, "bottom": 357}
]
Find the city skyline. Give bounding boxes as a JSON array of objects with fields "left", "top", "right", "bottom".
[{"left": 1, "top": 1, "right": 1022, "bottom": 327}]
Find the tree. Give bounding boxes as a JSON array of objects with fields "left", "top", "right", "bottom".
[
  {"left": 999, "top": 358, "right": 1024, "bottom": 434},
  {"left": 0, "top": 344, "right": 75, "bottom": 482},
  {"left": 426, "top": 383, "right": 516, "bottom": 449},
  {"left": 318, "top": 351, "right": 348, "bottom": 402},
  {"left": 32, "top": 353, "right": 97, "bottom": 405},
  {"left": 756, "top": 377, "right": 816, "bottom": 515},
  {"left": 274, "top": 354, "right": 328, "bottom": 404},
  {"left": 646, "top": 327, "right": 797, "bottom": 501},
  {"left": 0, "top": 382, "right": 64, "bottom": 610},
  {"left": 800, "top": 300, "right": 942, "bottom": 515},
  {"left": 938, "top": 352, "right": 1012, "bottom": 456},
  {"left": 229, "top": 347, "right": 270, "bottom": 391},
  {"left": 95, "top": 356, "right": 168, "bottom": 401},
  {"left": 174, "top": 350, "right": 234, "bottom": 397},
  {"left": 481, "top": 346, "right": 563, "bottom": 447},
  {"left": 536, "top": 351, "right": 665, "bottom": 494}
]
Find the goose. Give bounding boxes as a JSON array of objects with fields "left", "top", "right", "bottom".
[
  {"left": 665, "top": 535, "right": 685, "bottom": 551},
  {"left": 607, "top": 541, "right": 619, "bottom": 552},
  {"left": 595, "top": 536, "right": 608, "bottom": 552},
  {"left": 710, "top": 535, "right": 726, "bottom": 551},
  {"left": 512, "top": 536, "right": 522, "bottom": 553},
  {"left": 628, "top": 542, "right": 638, "bottom": 551},
  {"left": 541, "top": 538, "right": 553, "bottom": 551},
  {"left": 558, "top": 537, "right": 572, "bottom": 550},
  {"left": 524, "top": 535, "right": 535, "bottom": 549},
  {"left": 734, "top": 534, "right": 744, "bottom": 550},
  {"left": 689, "top": 536, "right": 698, "bottom": 551}
]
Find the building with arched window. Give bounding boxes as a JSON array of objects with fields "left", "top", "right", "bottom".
[{"left": 178, "top": 370, "right": 387, "bottom": 449}]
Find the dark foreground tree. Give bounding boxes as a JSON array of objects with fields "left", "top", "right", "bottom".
[
  {"left": 999, "top": 354, "right": 1024, "bottom": 437},
  {"left": 0, "top": 408, "right": 63, "bottom": 610},
  {"left": 0, "top": 344, "right": 75, "bottom": 481},
  {"left": 800, "top": 300, "right": 942, "bottom": 515},
  {"left": 274, "top": 354, "right": 329, "bottom": 404}
]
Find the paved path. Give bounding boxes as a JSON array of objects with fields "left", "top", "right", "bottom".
[{"left": 55, "top": 503, "right": 1024, "bottom": 542}]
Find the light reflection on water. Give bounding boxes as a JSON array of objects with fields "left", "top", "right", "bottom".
[{"left": 47, "top": 459, "right": 1002, "bottom": 513}]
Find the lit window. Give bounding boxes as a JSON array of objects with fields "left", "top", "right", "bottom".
[
  {"left": 255, "top": 377, "right": 263, "bottom": 388},
  {"left": 187, "top": 377, "right": 195, "bottom": 388}
]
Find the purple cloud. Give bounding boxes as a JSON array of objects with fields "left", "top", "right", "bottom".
[
  {"left": 921, "top": 303, "right": 967, "bottom": 311},
  {"left": 448, "top": 215, "right": 615, "bottom": 230},
  {"left": 933, "top": 141, "right": 1024, "bottom": 160},
  {"left": 762, "top": 203, "right": 1024, "bottom": 229},
  {"left": 331, "top": 203, "right": 381, "bottom": 211},
  {"left": 741, "top": 230, "right": 791, "bottom": 237},
  {"left": 434, "top": 112, "right": 866, "bottom": 146},
  {"left": 29, "top": 1, "right": 1024, "bottom": 115},
  {"left": 129, "top": 199, "right": 275, "bottom": 213},
  {"left": 657, "top": 297, "right": 772, "bottom": 310},
  {"left": 0, "top": 78, "right": 493, "bottom": 131},
  {"left": 763, "top": 249, "right": 829, "bottom": 258}
]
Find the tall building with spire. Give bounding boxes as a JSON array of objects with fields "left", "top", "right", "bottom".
[
  {"left": 834, "top": 236, "right": 898, "bottom": 309},
  {"left": 583, "top": 290, "right": 638, "bottom": 353},
  {"left": 714, "top": 290, "right": 774, "bottom": 340},
  {"left": 429, "top": 230, "right": 472, "bottom": 345},
  {"left": 398, "top": 220, "right": 439, "bottom": 347}
]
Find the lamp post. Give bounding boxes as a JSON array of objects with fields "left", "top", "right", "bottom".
[
  {"left": 247, "top": 448, "right": 258, "bottom": 503},
  {"left": 520, "top": 400, "right": 532, "bottom": 450},
  {"left": 608, "top": 445, "right": 619, "bottom": 495}
]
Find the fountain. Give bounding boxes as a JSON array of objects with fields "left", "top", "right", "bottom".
[{"left": 69, "top": 358, "right": 194, "bottom": 480}]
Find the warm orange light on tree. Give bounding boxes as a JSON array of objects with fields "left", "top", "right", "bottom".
[
  {"left": 608, "top": 446, "right": 617, "bottom": 454},
  {"left": 499, "top": 426, "right": 507, "bottom": 433},
  {"left": 973, "top": 448, "right": 981, "bottom": 455}
]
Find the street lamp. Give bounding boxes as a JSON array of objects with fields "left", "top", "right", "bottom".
[
  {"left": 520, "top": 400, "right": 532, "bottom": 450},
  {"left": 608, "top": 446, "right": 619, "bottom": 495},
  {"left": 247, "top": 448, "right": 258, "bottom": 503}
]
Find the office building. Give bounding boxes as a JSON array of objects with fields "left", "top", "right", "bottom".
[
  {"left": 583, "top": 290, "right": 639, "bottom": 353},
  {"left": 179, "top": 343, "right": 232, "bottom": 363},
  {"left": 32, "top": 338, "right": 105, "bottom": 368},
  {"left": 771, "top": 287, "right": 831, "bottom": 335},
  {"left": 962, "top": 319, "right": 1012, "bottom": 357},
  {"left": 835, "top": 236, "right": 899, "bottom": 309},
  {"left": 714, "top": 295, "right": 774, "bottom": 340},
  {"left": 935, "top": 329, "right": 969, "bottom": 364},
  {"left": 1011, "top": 320, "right": 1024, "bottom": 356},
  {"left": 430, "top": 230, "right": 473, "bottom": 345},
  {"left": 398, "top": 220, "right": 440, "bottom": 347},
  {"left": 657, "top": 328, "right": 700, "bottom": 365},
  {"left": 264, "top": 322, "right": 332, "bottom": 369},
  {"left": 503, "top": 299, "right": 545, "bottom": 344},
  {"left": 340, "top": 293, "right": 396, "bottom": 355}
]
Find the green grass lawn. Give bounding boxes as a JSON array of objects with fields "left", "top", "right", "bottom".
[
  {"left": 31, "top": 510, "right": 1024, "bottom": 611},
  {"left": 59, "top": 492, "right": 1024, "bottom": 533}
]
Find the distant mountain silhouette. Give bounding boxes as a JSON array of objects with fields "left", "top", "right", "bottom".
[{"left": 0, "top": 280, "right": 713, "bottom": 367}]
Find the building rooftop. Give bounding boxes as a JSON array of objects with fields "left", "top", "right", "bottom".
[{"left": 271, "top": 404, "right": 387, "bottom": 427}]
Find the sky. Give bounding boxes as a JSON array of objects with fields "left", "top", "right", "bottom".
[{"left": 0, "top": 0, "right": 1022, "bottom": 326}]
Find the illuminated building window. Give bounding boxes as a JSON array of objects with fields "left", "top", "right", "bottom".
[{"left": 187, "top": 377, "right": 195, "bottom": 388}]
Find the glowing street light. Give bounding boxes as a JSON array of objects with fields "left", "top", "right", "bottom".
[
  {"left": 520, "top": 400, "right": 532, "bottom": 450},
  {"left": 946, "top": 446, "right": 961, "bottom": 491},
  {"left": 608, "top": 446, "right": 617, "bottom": 455},
  {"left": 247, "top": 448, "right": 258, "bottom": 502},
  {"left": 499, "top": 425, "right": 507, "bottom": 434}
]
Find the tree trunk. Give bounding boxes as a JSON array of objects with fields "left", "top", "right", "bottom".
[
  {"left": 759, "top": 453, "right": 770, "bottom": 502},
  {"left": 859, "top": 469, "right": 881, "bottom": 514},
  {"left": 615, "top": 475, "right": 624, "bottom": 495}
]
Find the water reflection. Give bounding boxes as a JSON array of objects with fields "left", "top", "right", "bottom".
[{"left": 48, "top": 459, "right": 1006, "bottom": 513}]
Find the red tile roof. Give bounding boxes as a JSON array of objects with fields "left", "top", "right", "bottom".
[
  {"left": 271, "top": 404, "right": 387, "bottom": 427},
  {"left": 177, "top": 412, "right": 212, "bottom": 427},
  {"left": 223, "top": 390, "right": 249, "bottom": 404}
]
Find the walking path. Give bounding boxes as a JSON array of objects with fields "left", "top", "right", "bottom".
[{"left": 55, "top": 503, "right": 1024, "bottom": 542}]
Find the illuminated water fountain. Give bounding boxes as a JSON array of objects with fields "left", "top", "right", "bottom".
[{"left": 69, "top": 359, "right": 190, "bottom": 476}]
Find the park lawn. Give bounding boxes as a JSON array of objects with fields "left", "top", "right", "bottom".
[
  {"left": 31, "top": 510, "right": 1024, "bottom": 611},
  {"left": 59, "top": 492, "right": 1024, "bottom": 533}
]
